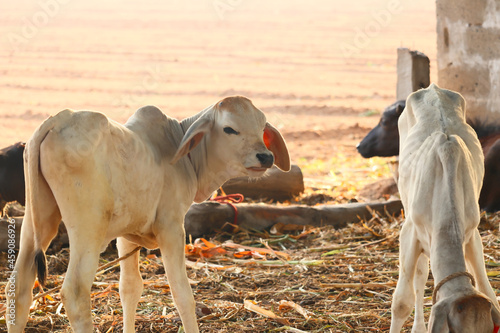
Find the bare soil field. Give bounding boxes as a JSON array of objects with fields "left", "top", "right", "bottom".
[
  {"left": 4, "top": 1, "right": 498, "bottom": 333},
  {"left": 0, "top": 0, "right": 440, "bottom": 197},
  {"left": 0, "top": 0, "right": 437, "bottom": 173}
]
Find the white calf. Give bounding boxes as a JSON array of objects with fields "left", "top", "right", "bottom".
[
  {"left": 390, "top": 84, "right": 500, "bottom": 333},
  {"left": 6, "top": 96, "right": 290, "bottom": 333}
]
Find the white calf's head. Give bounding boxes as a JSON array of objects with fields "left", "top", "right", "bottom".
[
  {"left": 211, "top": 96, "right": 290, "bottom": 176},
  {"left": 172, "top": 96, "right": 290, "bottom": 200},
  {"left": 429, "top": 293, "right": 500, "bottom": 333}
]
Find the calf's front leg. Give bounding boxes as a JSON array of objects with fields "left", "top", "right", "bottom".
[
  {"left": 465, "top": 230, "right": 500, "bottom": 309},
  {"left": 117, "top": 237, "right": 144, "bottom": 333},
  {"left": 156, "top": 217, "right": 199, "bottom": 333}
]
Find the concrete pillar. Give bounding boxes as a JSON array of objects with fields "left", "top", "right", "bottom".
[
  {"left": 436, "top": 0, "right": 500, "bottom": 121},
  {"left": 396, "top": 48, "right": 430, "bottom": 101}
]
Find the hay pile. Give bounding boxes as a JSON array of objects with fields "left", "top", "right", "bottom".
[{"left": 1, "top": 205, "right": 499, "bottom": 332}]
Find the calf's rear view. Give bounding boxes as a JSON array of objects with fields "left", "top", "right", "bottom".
[{"left": 390, "top": 84, "right": 500, "bottom": 332}]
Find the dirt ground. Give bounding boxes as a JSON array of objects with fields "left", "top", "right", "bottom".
[
  {"left": 0, "top": 0, "right": 439, "bottom": 198},
  {"left": 1, "top": 212, "right": 499, "bottom": 333},
  {"left": 0, "top": 0, "right": 437, "bottom": 168},
  {"left": 2, "top": 1, "right": 485, "bottom": 332}
]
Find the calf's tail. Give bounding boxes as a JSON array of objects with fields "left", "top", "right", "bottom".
[{"left": 25, "top": 110, "right": 72, "bottom": 286}]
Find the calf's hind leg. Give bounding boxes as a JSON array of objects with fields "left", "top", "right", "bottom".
[
  {"left": 390, "top": 221, "right": 424, "bottom": 333},
  {"left": 60, "top": 221, "right": 104, "bottom": 333},
  {"left": 6, "top": 194, "right": 61, "bottom": 332},
  {"left": 55, "top": 188, "right": 109, "bottom": 332}
]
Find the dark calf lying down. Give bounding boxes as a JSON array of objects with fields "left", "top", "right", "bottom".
[
  {"left": 0, "top": 142, "right": 25, "bottom": 214},
  {"left": 357, "top": 100, "right": 500, "bottom": 212}
]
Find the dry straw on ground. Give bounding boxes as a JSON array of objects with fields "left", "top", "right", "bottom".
[{"left": 1, "top": 197, "right": 499, "bottom": 332}]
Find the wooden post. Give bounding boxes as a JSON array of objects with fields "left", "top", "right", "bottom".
[
  {"left": 396, "top": 48, "right": 430, "bottom": 100},
  {"left": 0, "top": 217, "right": 22, "bottom": 251},
  {"left": 184, "top": 200, "right": 403, "bottom": 238},
  {"left": 0, "top": 217, "right": 68, "bottom": 252}
]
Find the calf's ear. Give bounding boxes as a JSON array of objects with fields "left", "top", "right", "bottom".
[
  {"left": 491, "top": 303, "right": 500, "bottom": 328},
  {"left": 396, "top": 104, "right": 404, "bottom": 115},
  {"left": 428, "top": 302, "right": 450, "bottom": 333},
  {"left": 264, "top": 122, "right": 290, "bottom": 172},
  {"left": 171, "top": 111, "right": 214, "bottom": 165}
]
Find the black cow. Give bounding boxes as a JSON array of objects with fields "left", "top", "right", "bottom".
[
  {"left": 471, "top": 121, "right": 500, "bottom": 213},
  {"left": 0, "top": 142, "right": 25, "bottom": 213},
  {"left": 357, "top": 102, "right": 500, "bottom": 212},
  {"left": 356, "top": 100, "right": 405, "bottom": 158}
]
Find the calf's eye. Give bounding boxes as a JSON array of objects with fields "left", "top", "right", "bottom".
[{"left": 224, "top": 127, "right": 239, "bottom": 135}]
